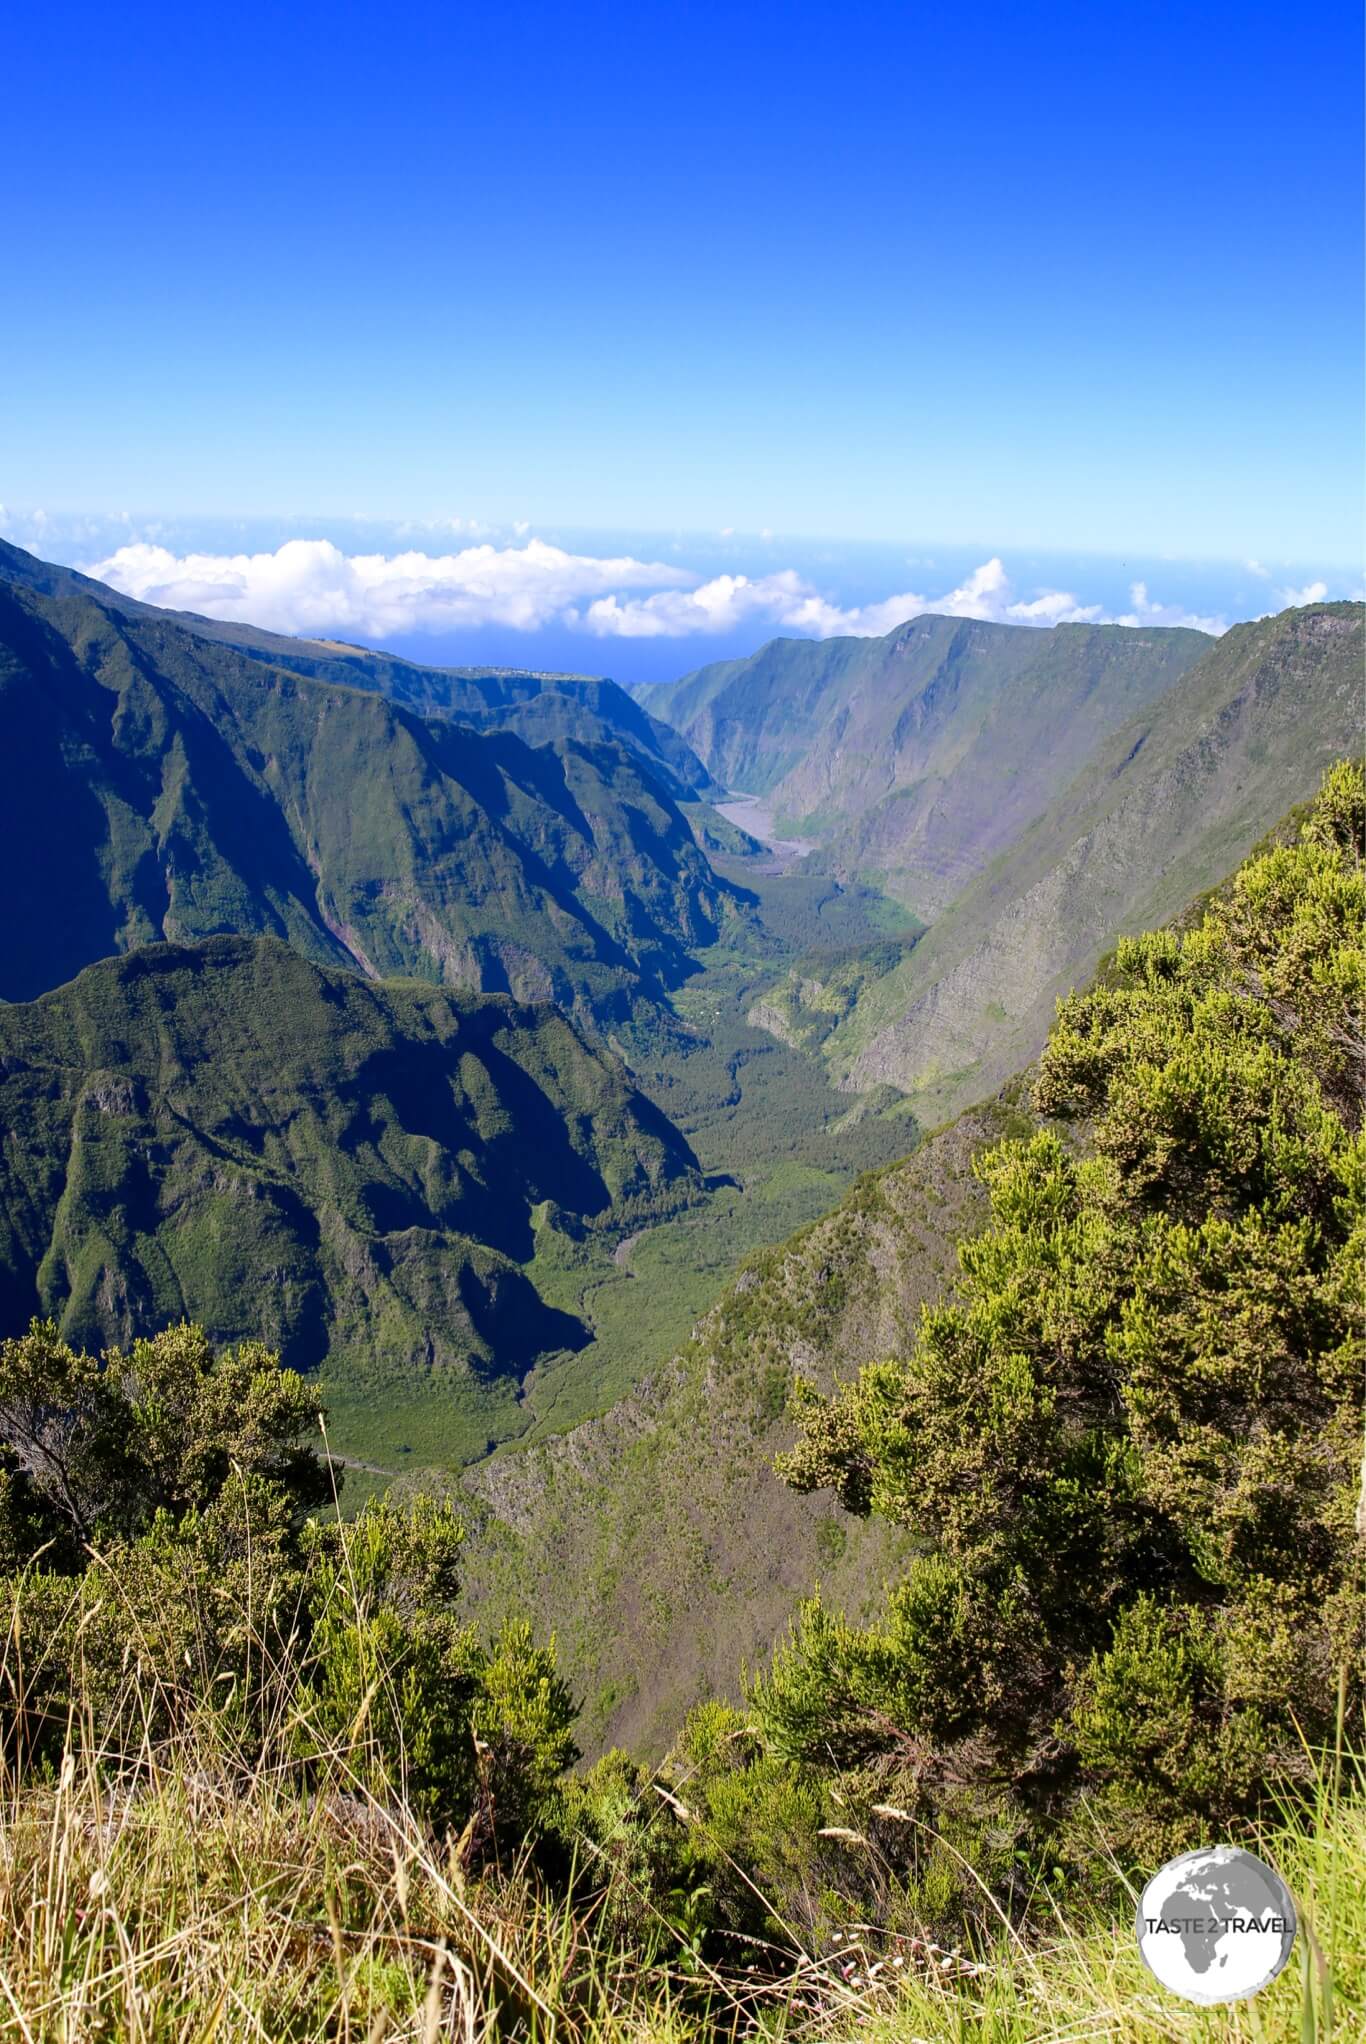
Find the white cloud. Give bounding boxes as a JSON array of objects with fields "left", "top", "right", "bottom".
[
  {"left": 84, "top": 537, "right": 692, "bottom": 639},
  {"left": 1245, "top": 558, "right": 1270, "bottom": 579},
  {"left": 576, "top": 555, "right": 1102, "bottom": 640},
  {"left": 1112, "top": 581, "right": 1229, "bottom": 635},
  {"left": 1277, "top": 579, "right": 1328, "bottom": 608},
  {"left": 77, "top": 537, "right": 1229, "bottom": 648},
  {"left": 577, "top": 570, "right": 815, "bottom": 640}
]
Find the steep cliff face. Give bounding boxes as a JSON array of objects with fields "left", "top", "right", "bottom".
[
  {"left": 0, "top": 935, "right": 702, "bottom": 1419},
  {"left": 833, "top": 603, "right": 1363, "bottom": 1118},
  {"left": 0, "top": 577, "right": 745, "bottom": 1023},
  {"left": 639, "top": 612, "right": 1210, "bottom": 910}
]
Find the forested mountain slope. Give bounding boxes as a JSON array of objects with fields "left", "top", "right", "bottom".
[
  {"left": 750, "top": 760, "right": 1364, "bottom": 1899},
  {"left": 0, "top": 936, "right": 701, "bottom": 1438},
  {"left": 0, "top": 770, "right": 1359, "bottom": 2044},
  {"left": 0, "top": 577, "right": 742, "bottom": 1018},
  {"left": 0, "top": 537, "right": 716, "bottom": 801},
  {"left": 639, "top": 612, "right": 1210, "bottom": 909}
]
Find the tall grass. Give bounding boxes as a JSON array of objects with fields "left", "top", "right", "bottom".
[
  {"left": 0, "top": 1525, "right": 1359, "bottom": 2042},
  {"left": 3, "top": 1717, "right": 1359, "bottom": 2042},
  {"left": 839, "top": 1786, "right": 1364, "bottom": 2043},
  {"left": 0, "top": 1499, "right": 749, "bottom": 2044}
]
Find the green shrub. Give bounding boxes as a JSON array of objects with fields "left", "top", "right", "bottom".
[
  {"left": 0, "top": 1321, "right": 582, "bottom": 1865},
  {"left": 0, "top": 1319, "right": 330, "bottom": 1548}
]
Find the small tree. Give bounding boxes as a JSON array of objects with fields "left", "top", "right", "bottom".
[
  {"left": 0, "top": 1322, "right": 582, "bottom": 1859},
  {"left": 0, "top": 1319, "right": 330, "bottom": 1556}
]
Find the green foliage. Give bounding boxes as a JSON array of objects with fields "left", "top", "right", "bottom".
[
  {"left": 298, "top": 1495, "right": 484, "bottom": 1820},
  {"left": 454, "top": 1096, "right": 1009, "bottom": 1764},
  {"left": 3, "top": 1493, "right": 581, "bottom": 1858},
  {"left": 0, "top": 937, "right": 704, "bottom": 1463},
  {"left": 773, "top": 763, "right": 1365, "bottom": 1876},
  {"left": 555, "top": 1745, "right": 702, "bottom": 1952},
  {"left": 297, "top": 1496, "right": 577, "bottom": 1834},
  {"left": 662, "top": 1700, "right": 829, "bottom": 1944},
  {"left": 1067, "top": 1596, "right": 1274, "bottom": 1864},
  {"left": 471, "top": 1618, "right": 580, "bottom": 1836},
  {"left": 0, "top": 1321, "right": 582, "bottom": 1861},
  {"left": 0, "top": 1318, "right": 328, "bottom": 1546}
]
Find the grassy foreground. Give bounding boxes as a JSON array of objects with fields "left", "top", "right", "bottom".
[{"left": 3, "top": 1696, "right": 1359, "bottom": 2042}]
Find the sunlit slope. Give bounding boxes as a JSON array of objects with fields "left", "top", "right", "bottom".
[
  {"left": 827, "top": 600, "right": 1363, "bottom": 1116},
  {"left": 456, "top": 1092, "right": 1033, "bottom": 1754},
  {"left": 454, "top": 730, "right": 1363, "bottom": 1753},
  {"left": 640, "top": 612, "right": 1209, "bottom": 909},
  {"left": 0, "top": 936, "right": 701, "bottom": 1410},
  {"left": 0, "top": 576, "right": 742, "bottom": 1016}
]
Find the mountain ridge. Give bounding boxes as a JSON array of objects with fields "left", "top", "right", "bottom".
[
  {"left": 831, "top": 600, "right": 1364, "bottom": 1113},
  {"left": 636, "top": 609, "right": 1212, "bottom": 910},
  {"left": 651, "top": 600, "right": 1364, "bottom": 1123},
  {"left": 0, "top": 536, "right": 718, "bottom": 802},
  {"left": 0, "top": 574, "right": 744, "bottom": 1023}
]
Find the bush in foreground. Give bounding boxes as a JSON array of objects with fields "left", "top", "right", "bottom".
[
  {"left": 0, "top": 1320, "right": 579, "bottom": 1862},
  {"left": 751, "top": 762, "right": 1364, "bottom": 1916}
]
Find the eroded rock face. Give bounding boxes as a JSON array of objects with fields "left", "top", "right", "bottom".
[
  {"left": 840, "top": 605, "right": 1365, "bottom": 1119},
  {"left": 643, "top": 613, "right": 1211, "bottom": 911}
]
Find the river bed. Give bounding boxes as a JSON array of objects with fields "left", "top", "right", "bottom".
[{"left": 713, "top": 794, "right": 817, "bottom": 865}]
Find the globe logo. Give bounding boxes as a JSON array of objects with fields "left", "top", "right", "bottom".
[{"left": 1136, "top": 1846, "right": 1297, "bottom": 2003}]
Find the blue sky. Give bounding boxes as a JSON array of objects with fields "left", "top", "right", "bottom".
[{"left": 2, "top": 0, "right": 1360, "bottom": 676}]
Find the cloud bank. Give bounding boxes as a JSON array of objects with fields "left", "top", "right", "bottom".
[
  {"left": 80, "top": 535, "right": 1341, "bottom": 650},
  {"left": 575, "top": 557, "right": 1109, "bottom": 639},
  {"left": 1111, "top": 582, "right": 1230, "bottom": 635},
  {"left": 84, "top": 537, "right": 691, "bottom": 638}
]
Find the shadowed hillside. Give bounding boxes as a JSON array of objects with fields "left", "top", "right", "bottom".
[
  {"left": 0, "top": 536, "right": 717, "bottom": 801},
  {"left": 0, "top": 936, "right": 703, "bottom": 1460},
  {"left": 0, "top": 575, "right": 745, "bottom": 1022}
]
